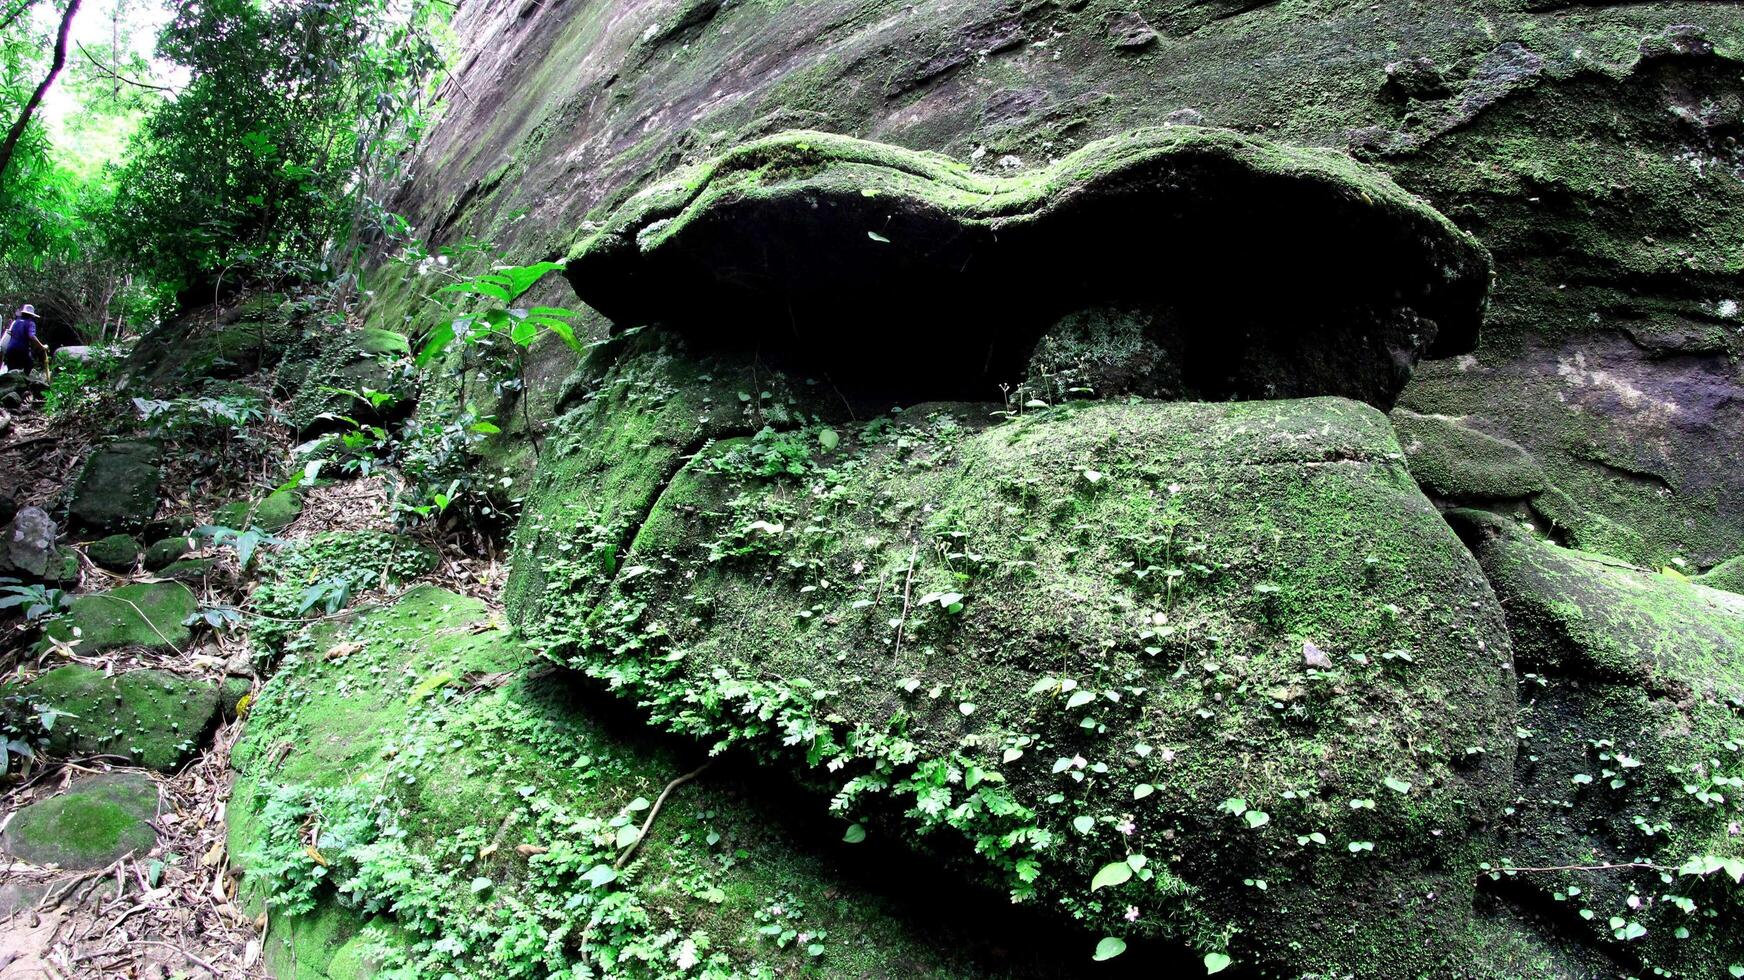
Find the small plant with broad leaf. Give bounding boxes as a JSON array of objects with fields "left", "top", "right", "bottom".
[
  {"left": 415, "top": 260, "right": 582, "bottom": 368},
  {"left": 0, "top": 579, "right": 70, "bottom": 622}
]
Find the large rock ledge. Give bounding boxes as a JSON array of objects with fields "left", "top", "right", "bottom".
[
  {"left": 1451, "top": 510, "right": 1744, "bottom": 978},
  {"left": 567, "top": 128, "right": 1492, "bottom": 408}
]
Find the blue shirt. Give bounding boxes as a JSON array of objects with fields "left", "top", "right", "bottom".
[{"left": 4, "top": 318, "right": 35, "bottom": 351}]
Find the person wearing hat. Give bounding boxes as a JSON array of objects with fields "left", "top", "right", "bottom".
[{"left": 2, "top": 304, "right": 47, "bottom": 376}]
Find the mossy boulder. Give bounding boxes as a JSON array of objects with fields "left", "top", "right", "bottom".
[
  {"left": 0, "top": 772, "right": 158, "bottom": 869},
  {"left": 1696, "top": 555, "right": 1744, "bottom": 596},
  {"left": 126, "top": 292, "right": 299, "bottom": 386},
  {"left": 86, "top": 534, "right": 141, "bottom": 571},
  {"left": 1391, "top": 408, "right": 1546, "bottom": 501},
  {"left": 155, "top": 557, "right": 215, "bottom": 583},
  {"left": 1450, "top": 510, "right": 1744, "bottom": 978},
  {"left": 40, "top": 581, "right": 197, "bottom": 654},
  {"left": 284, "top": 331, "right": 411, "bottom": 435},
  {"left": 67, "top": 441, "right": 162, "bottom": 533},
  {"left": 17, "top": 665, "right": 219, "bottom": 771},
  {"left": 569, "top": 128, "right": 1489, "bottom": 409},
  {"left": 511, "top": 342, "right": 1525, "bottom": 976},
  {"left": 213, "top": 489, "right": 302, "bottom": 533},
  {"left": 247, "top": 531, "right": 439, "bottom": 650},
  {"left": 142, "top": 535, "right": 192, "bottom": 571},
  {"left": 231, "top": 587, "right": 1073, "bottom": 978}
]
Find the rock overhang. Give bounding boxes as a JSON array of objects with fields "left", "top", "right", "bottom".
[{"left": 567, "top": 127, "right": 1492, "bottom": 408}]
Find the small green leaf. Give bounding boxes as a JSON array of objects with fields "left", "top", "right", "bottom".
[
  {"left": 843, "top": 823, "right": 866, "bottom": 844},
  {"left": 1091, "top": 862, "right": 1133, "bottom": 891},
  {"left": 867, "top": 230, "right": 890, "bottom": 243},
  {"left": 818, "top": 428, "right": 839, "bottom": 451},
  {"left": 1244, "top": 810, "right": 1270, "bottom": 829},
  {"left": 1072, "top": 815, "right": 1094, "bottom": 834},
  {"left": 1133, "top": 783, "right": 1154, "bottom": 800},
  {"left": 1204, "top": 952, "right": 1233, "bottom": 974},
  {"left": 1093, "top": 937, "right": 1127, "bottom": 962},
  {"left": 1384, "top": 776, "right": 1412, "bottom": 794},
  {"left": 470, "top": 877, "right": 492, "bottom": 894},
  {"left": 1066, "top": 690, "right": 1096, "bottom": 710},
  {"left": 582, "top": 864, "right": 617, "bottom": 889}
]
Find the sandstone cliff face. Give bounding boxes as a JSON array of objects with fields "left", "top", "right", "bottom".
[{"left": 390, "top": 0, "right": 1744, "bottom": 571}]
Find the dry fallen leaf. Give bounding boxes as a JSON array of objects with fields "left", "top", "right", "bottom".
[
  {"left": 516, "top": 844, "right": 548, "bottom": 857},
  {"left": 325, "top": 641, "right": 363, "bottom": 661},
  {"left": 201, "top": 840, "right": 226, "bottom": 867}
]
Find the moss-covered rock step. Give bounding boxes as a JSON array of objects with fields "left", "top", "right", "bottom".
[
  {"left": 39, "top": 581, "right": 197, "bottom": 654},
  {"left": 567, "top": 128, "right": 1491, "bottom": 408},
  {"left": 13, "top": 665, "right": 220, "bottom": 771},
  {"left": 212, "top": 488, "right": 302, "bottom": 533},
  {"left": 512, "top": 367, "right": 1586, "bottom": 975},
  {"left": 230, "top": 586, "right": 1105, "bottom": 979},
  {"left": 1451, "top": 510, "right": 1744, "bottom": 980},
  {"left": 67, "top": 440, "right": 163, "bottom": 533},
  {"left": 0, "top": 771, "right": 159, "bottom": 869}
]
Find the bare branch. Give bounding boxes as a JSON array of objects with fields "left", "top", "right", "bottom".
[{"left": 75, "top": 41, "right": 175, "bottom": 92}]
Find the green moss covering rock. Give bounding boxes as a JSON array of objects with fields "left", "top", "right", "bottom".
[
  {"left": 1450, "top": 510, "right": 1744, "bottom": 978},
  {"left": 285, "top": 330, "right": 411, "bottom": 435},
  {"left": 155, "top": 557, "right": 214, "bottom": 583},
  {"left": 126, "top": 292, "right": 299, "bottom": 386},
  {"left": 86, "top": 534, "right": 141, "bottom": 571},
  {"left": 17, "top": 665, "right": 219, "bottom": 771},
  {"left": 231, "top": 587, "right": 1070, "bottom": 978},
  {"left": 0, "top": 772, "right": 158, "bottom": 869},
  {"left": 247, "top": 531, "right": 438, "bottom": 651},
  {"left": 142, "top": 535, "right": 192, "bottom": 571},
  {"left": 213, "top": 489, "right": 302, "bottom": 533},
  {"left": 568, "top": 127, "right": 1489, "bottom": 409},
  {"left": 1391, "top": 408, "right": 1546, "bottom": 501},
  {"left": 40, "top": 581, "right": 197, "bottom": 654},
  {"left": 67, "top": 441, "right": 162, "bottom": 533},
  {"left": 1696, "top": 555, "right": 1744, "bottom": 596},
  {"left": 509, "top": 341, "right": 1531, "bottom": 976}
]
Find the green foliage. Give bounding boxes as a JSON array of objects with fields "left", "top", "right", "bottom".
[
  {"left": 103, "top": 0, "right": 446, "bottom": 296},
  {"left": 247, "top": 531, "right": 435, "bottom": 650},
  {"left": 0, "top": 577, "right": 71, "bottom": 621},
  {"left": 414, "top": 260, "right": 579, "bottom": 368},
  {"left": 40, "top": 344, "right": 121, "bottom": 415}
]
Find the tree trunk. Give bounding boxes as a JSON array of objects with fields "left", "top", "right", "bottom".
[{"left": 0, "top": 0, "right": 84, "bottom": 185}]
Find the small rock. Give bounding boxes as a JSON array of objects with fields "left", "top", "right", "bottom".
[
  {"left": 1382, "top": 56, "right": 1451, "bottom": 101},
  {"left": 0, "top": 772, "right": 159, "bottom": 869},
  {"left": 2, "top": 506, "right": 58, "bottom": 579},
  {"left": 1107, "top": 11, "right": 1157, "bottom": 50},
  {"left": 87, "top": 534, "right": 142, "bottom": 571},
  {"left": 1303, "top": 640, "right": 1333, "bottom": 669},
  {"left": 143, "top": 536, "right": 192, "bottom": 571},
  {"left": 142, "top": 514, "right": 195, "bottom": 541}
]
